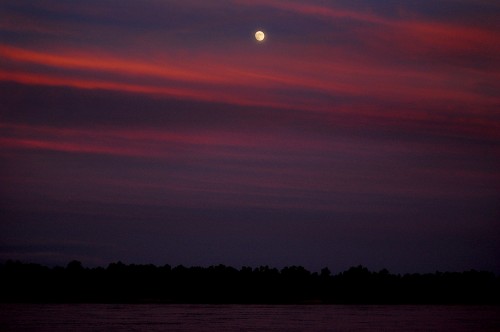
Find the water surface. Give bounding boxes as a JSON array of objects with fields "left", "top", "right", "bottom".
[{"left": 1, "top": 304, "right": 499, "bottom": 331}]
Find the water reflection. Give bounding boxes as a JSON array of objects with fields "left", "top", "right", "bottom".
[{"left": 1, "top": 304, "right": 499, "bottom": 331}]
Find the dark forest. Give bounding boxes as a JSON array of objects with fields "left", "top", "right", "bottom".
[{"left": 1, "top": 261, "right": 499, "bottom": 304}]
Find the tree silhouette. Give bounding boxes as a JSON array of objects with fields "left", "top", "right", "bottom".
[{"left": 0, "top": 260, "right": 498, "bottom": 304}]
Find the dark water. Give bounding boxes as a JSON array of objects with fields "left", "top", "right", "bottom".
[{"left": 1, "top": 304, "right": 499, "bottom": 331}]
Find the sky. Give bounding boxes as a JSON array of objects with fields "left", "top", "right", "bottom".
[{"left": 1, "top": 0, "right": 499, "bottom": 274}]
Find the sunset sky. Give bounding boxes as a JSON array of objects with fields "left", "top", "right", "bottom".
[{"left": 1, "top": 0, "right": 499, "bottom": 273}]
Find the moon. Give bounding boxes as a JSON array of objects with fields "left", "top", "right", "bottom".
[{"left": 255, "top": 30, "right": 265, "bottom": 42}]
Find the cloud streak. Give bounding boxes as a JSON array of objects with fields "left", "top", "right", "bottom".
[{"left": 1, "top": 0, "right": 499, "bottom": 272}]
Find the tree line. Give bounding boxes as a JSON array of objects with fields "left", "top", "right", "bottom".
[{"left": 1, "top": 260, "right": 499, "bottom": 304}]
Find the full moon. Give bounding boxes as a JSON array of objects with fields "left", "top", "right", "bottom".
[{"left": 255, "top": 30, "right": 265, "bottom": 42}]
